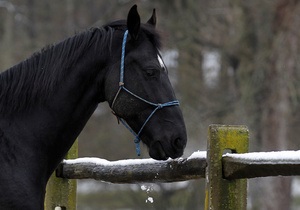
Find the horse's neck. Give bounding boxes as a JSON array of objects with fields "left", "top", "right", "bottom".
[
  {"left": 33, "top": 40, "right": 110, "bottom": 172},
  {"left": 0, "top": 28, "right": 116, "bottom": 210},
  {"left": 0, "top": 29, "right": 111, "bottom": 178}
]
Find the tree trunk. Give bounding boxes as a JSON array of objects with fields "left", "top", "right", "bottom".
[
  {"left": 260, "top": 1, "right": 300, "bottom": 209},
  {"left": 0, "top": 3, "right": 14, "bottom": 71}
]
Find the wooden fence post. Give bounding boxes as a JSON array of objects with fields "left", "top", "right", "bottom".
[
  {"left": 44, "top": 140, "right": 78, "bottom": 210},
  {"left": 205, "top": 125, "right": 249, "bottom": 210}
]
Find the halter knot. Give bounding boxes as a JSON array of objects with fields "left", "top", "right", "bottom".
[{"left": 134, "top": 137, "right": 140, "bottom": 144}]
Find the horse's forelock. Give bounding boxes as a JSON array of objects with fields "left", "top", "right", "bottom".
[{"left": 105, "top": 20, "right": 161, "bottom": 50}]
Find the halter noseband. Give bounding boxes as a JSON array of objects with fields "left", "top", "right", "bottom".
[{"left": 111, "top": 30, "right": 180, "bottom": 156}]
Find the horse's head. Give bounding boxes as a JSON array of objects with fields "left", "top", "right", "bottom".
[{"left": 104, "top": 5, "right": 187, "bottom": 160}]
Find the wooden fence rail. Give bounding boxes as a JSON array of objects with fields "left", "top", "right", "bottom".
[
  {"left": 56, "top": 151, "right": 300, "bottom": 183},
  {"left": 45, "top": 124, "right": 300, "bottom": 210},
  {"left": 223, "top": 151, "right": 300, "bottom": 179},
  {"left": 57, "top": 153, "right": 207, "bottom": 183}
]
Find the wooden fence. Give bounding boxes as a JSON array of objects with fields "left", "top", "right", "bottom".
[{"left": 44, "top": 124, "right": 300, "bottom": 210}]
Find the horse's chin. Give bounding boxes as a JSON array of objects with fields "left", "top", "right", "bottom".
[
  {"left": 149, "top": 141, "right": 184, "bottom": 160},
  {"left": 149, "top": 141, "right": 168, "bottom": 160}
]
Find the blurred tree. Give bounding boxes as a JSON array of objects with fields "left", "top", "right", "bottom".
[
  {"left": 0, "top": 0, "right": 15, "bottom": 69},
  {"left": 222, "top": 1, "right": 300, "bottom": 209}
]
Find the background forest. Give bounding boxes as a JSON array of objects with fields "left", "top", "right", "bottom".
[{"left": 1, "top": 0, "right": 300, "bottom": 209}]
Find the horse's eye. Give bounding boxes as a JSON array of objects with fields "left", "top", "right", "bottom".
[{"left": 146, "top": 69, "right": 156, "bottom": 77}]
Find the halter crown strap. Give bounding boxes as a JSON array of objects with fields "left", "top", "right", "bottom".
[
  {"left": 119, "top": 30, "right": 128, "bottom": 86},
  {"left": 111, "top": 30, "right": 180, "bottom": 156}
]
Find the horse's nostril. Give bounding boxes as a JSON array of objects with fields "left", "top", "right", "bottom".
[{"left": 172, "top": 138, "right": 184, "bottom": 150}]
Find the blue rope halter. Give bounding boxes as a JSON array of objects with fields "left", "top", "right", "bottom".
[{"left": 111, "top": 30, "right": 180, "bottom": 156}]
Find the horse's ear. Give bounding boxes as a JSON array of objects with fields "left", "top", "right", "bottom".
[
  {"left": 147, "top": 9, "right": 156, "bottom": 27},
  {"left": 127, "top": 5, "right": 140, "bottom": 40}
]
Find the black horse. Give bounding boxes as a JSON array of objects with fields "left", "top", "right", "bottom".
[{"left": 0, "top": 5, "right": 187, "bottom": 209}]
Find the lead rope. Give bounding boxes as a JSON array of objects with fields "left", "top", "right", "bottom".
[{"left": 111, "top": 30, "right": 180, "bottom": 156}]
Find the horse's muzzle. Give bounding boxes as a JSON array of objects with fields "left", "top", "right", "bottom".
[{"left": 149, "top": 137, "right": 186, "bottom": 160}]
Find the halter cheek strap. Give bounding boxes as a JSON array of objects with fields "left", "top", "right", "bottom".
[{"left": 111, "top": 30, "right": 180, "bottom": 156}]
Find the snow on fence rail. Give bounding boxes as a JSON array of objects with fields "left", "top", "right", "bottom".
[
  {"left": 44, "top": 125, "right": 300, "bottom": 210},
  {"left": 56, "top": 150, "right": 300, "bottom": 182},
  {"left": 223, "top": 150, "right": 300, "bottom": 179},
  {"left": 56, "top": 152, "right": 207, "bottom": 183}
]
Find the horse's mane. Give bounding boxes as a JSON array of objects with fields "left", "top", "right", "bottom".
[
  {"left": 0, "top": 20, "right": 161, "bottom": 115},
  {"left": 0, "top": 27, "right": 114, "bottom": 114}
]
